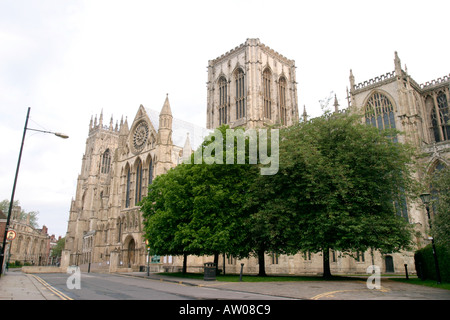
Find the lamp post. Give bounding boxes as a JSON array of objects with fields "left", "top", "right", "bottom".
[
  {"left": 0, "top": 107, "right": 68, "bottom": 276},
  {"left": 419, "top": 192, "right": 441, "bottom": 284}
]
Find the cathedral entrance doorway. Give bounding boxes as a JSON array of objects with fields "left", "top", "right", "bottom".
[
  {"left": 385, "top": 256, "right": 394, "bottom": 273},
  {"left": 124, "top": 236, "right": 136, "bottom": 268}
]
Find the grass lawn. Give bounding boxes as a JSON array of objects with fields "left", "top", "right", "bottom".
[
  {"left": 389, "top": 278, "right": 450, "bottom": 290},
  {"left": 157, "top": 272, "right": 450, "bottom": 290},
  {"left": 157, "top": 272, "right": 363, "bottom": 282}
]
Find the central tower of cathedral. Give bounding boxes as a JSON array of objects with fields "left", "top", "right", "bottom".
[{"left": 206, "top": 38, "right": 299, "bottom": 129}]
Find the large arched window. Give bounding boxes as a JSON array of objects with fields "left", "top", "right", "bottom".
[
  {"left": 431, "top": 92, "right": 450, "bottom": 142},
  {"left": 218, "top": 76, "right": 228, "bottom": 125},
  {"left": 263, "top": 68, "right": 272, "bottom": 119},
  {"left": 430, "top": 161, "right": 446, "bottom": 217},
  {"left": 148, "top": 157, "right": 154, "bottom": 185},
  {"left": 364, "top": 92, "right": 396, "bottom": 131},
  {"left": 101, "top": 149, "right": 111, "bottom": 174},
  {"left": 279, "top": 76, "right": 287, "bottom": 125},
  {"left": 135, "top": 159, "right": 143, "bottom": 205},
  {"left": 235, "top": 68, "right": 245, "bottom": 119},
  {"left": 125, "top": 167, "right": 131, "bottom": 208}
]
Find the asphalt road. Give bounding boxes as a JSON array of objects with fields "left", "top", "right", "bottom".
[{"left": 37, "top": 272, "right": 293, "bottom": 300}]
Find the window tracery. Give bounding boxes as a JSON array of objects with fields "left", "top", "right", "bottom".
[
  {"left": 263, "top": 68, "right": 272, "bottom": 119},
  {"left": 218, "top": 76, "right": 228, "bottom": 125},
  {"left": 235, "top": 69, "right": 245, "bottom": 119}
]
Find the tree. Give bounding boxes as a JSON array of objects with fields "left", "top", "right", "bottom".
[
  {"left": 430, "top": 166, "right": 450, "bottom": 250},
  {"left": 141, "top": 125, "right": 260, "bottom": 273},
  {"left": 141, "top": 163, "right": 194, "bottom": 273},
  {"left": 250, "top": 112, "right": 417, "bottom": 277},
  {"left": 50, "top": 237, "right": 65, "bottom": 259},
  {"left": 0, "top": 199, "right": 39, "bottom": 228}
]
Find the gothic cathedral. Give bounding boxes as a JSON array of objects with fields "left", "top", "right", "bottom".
[{"left": 63, "top": 39, "right": 449, "bottom": 275}]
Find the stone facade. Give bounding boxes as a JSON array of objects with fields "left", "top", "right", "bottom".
[
  {"left": 207, "top": 38, "right": 299, "bottom": 129},
  {"left": 63, "top": 39, "right": 449, "bottom": 275},
  {"left": 63, "top": 96, "right": 209, "bottom": 272},
  {"left": 3, "top": 206, "right": 52, "bottom": 266}
]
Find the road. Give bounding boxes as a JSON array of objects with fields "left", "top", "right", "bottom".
[{"left": 36, "top": 272, "right": 293, "bottom": 300}]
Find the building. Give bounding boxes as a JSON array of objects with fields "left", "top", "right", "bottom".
[
  {"left": 206, "top": 38, "right": 299, "bottom": 129},
  {"left": 2, "top": 206, "right": 52, "bottom": 267},
  {"left": 63, "top": 39, "right": 449, "bottom": 275},
  {"left": 62, "top": 97, "right": 209, "bottom": 272}
]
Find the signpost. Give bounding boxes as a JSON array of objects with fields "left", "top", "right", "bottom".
[{"left": 6, "top": 230, "right": 16, "bottom": 241}]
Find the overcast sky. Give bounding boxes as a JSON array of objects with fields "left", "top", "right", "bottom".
[{"left": 1, "top": 0, "right": 449, "bottom": 238}]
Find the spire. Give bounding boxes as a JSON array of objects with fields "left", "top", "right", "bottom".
[
  {"left": 182, "top": 132, "right": 192, "bottom": 163},
  {"left": 334, "top": 94, "right": 339, "bottom": 113},
  {"left": 159, "top": 94, "right": 173, "bottom": 131},
  {"left": 160, "top": 93, "right": 172, "bottom": 116},
  {"left": 349, "top": 69, "right": 355, "bottom": 89},
  {"left": 99, "top": 109, "right": 103, "bottom": 127},
  {"left": 302, "top": 105, "right": 308, "bottom": 122},
  {"left": 394, "top": 51, "right": 402, "bottom": 76}
]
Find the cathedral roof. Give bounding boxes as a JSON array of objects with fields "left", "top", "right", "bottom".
[{"left": 145, "top": 108, "right": 211, "bottom": 151}]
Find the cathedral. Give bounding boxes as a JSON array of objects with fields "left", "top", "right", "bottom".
[{"left": 62, "top": 38, "right": 449, "bottom": 275}]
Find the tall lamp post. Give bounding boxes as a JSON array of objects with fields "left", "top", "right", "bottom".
[
  {"left": 0, "top": 107, "right": 68, "bottom": 276},
  {"left": 419, "top": 192, "right": 441, "bottom": 285}
]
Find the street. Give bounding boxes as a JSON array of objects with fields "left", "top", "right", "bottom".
[{"left": 36, "top": 272, "right": 293, "bottom": 300}]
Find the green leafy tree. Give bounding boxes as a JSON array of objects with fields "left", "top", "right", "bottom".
[
  {"left": 50, "top": 237, "right": 65, "bottom": 258},
  {"left": 141, "top": 163, "right": 195, "bottom": 273},
  {"left": 0, "top": 199, "right": 39, "bottom": 228},
  {"left": 430, "top": 166, "right": 450, "bottom": 250},
  {"left": 141, "top": 125, "right": 260, "bottom": 273},
  {"left": 250, "top": 112, "right": 417, "bottom": 277}
]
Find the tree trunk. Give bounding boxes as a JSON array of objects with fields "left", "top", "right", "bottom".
[
  {"left": 223, "top": 253, "right": 226, "bottom": 275},
  {"left": 322, "top": 248, "right": 332, "bottom": 278},
  {"left": 258, "top": 249, "right": 267, "bottom": 277},
  {"left": 214, "top": 253, "right": 219, "bottom": 274},
  {"left": 182, "top": 253, "right": 187, "bottom": 274}
]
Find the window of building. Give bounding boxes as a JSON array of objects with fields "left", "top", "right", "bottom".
[
  {"left": 263, "top": 68, "right": 272, "bottom": 119},
  {"left": 431, "top": 92, "right": 450, "bottom": 142},
  {"left": 135, "top": 159, "right": 143, "bottom": 205},
  {"left": 364, "top": 92, "right": 396, "bottom": 132},
  {"left": 271, "top": 252, "right": 279, "bottom": 264},
  {"left": 101, "top": 149, "right": 111, "bottom": 174},
  {"left": 148, "top": 158, "right": 154, "bottom": 186},
  {"left": 355, "top": 251, "right": 365, "bottom": 262},
  {"left": 218, "top": 77, "right": 228, "bottom": 125},
  {"left": 125, "top": 168, "right": 131, "bottom": 208},
  {"left": 235, "top": 69, "right": 245, "bottom": 119},
  {"left": 279, "top": 76, "right": 287, "bottom": 125},
  {"left": 303, "top": 251, "right": 311, "bottom": 261}
]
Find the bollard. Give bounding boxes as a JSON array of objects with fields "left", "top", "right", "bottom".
[
  {"left": 404, "top": 264, "right": 409, "bottom": 280},
  {"left": 239, "top": 263, "right": 244, "bottom": 282}
]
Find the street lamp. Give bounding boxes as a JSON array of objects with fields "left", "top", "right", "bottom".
[
  {"left": 0, "top": 107, "right": 69, "bottom": 276},
  {"left": 419, "top": 192, "right": 441, "bottom": 284}
]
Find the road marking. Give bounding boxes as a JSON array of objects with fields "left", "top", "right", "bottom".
[
  {"left": 30, "top": 274, "right": 73, "bottom": 300},
  {"left": 311, "top": 285, "right": 390, "bottom": 300}
]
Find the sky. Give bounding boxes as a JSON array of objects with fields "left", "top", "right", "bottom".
[{"left": 1, "top": 0, "right": 449, "bottom": 238}]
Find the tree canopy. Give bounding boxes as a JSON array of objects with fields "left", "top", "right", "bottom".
[
  {"left": 0, "top": 199, "right": 39, "bottom": 228},
  {"left": 141, "top": 113, "right": 419, "bottom": 277},
  {"left": 250, "top": 112, "right": 417, "bottom": 276}
]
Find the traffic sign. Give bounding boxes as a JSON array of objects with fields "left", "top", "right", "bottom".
[{"left": 6, "top": 230, "right": 16, "bottom": 241}]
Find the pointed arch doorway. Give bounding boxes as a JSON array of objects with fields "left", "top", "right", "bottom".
[{"left": 124, "top": 236, "right": 136, "bottom": 268}]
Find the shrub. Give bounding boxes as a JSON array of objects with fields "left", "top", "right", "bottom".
[{"left": 415, "top": 243, "right": 450, "bottom": 282}]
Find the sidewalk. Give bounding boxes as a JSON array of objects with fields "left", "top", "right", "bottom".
[{"left": 0, "top": 269, "right": 60, "bottom": 300}]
